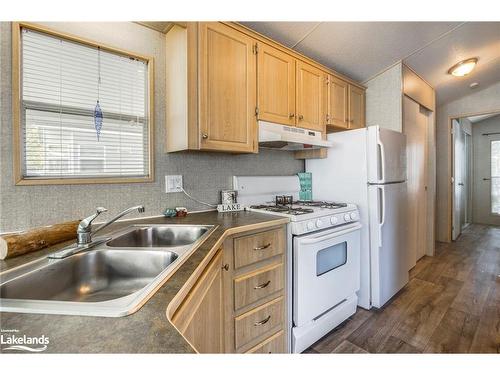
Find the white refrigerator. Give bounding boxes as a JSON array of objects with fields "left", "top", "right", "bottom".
[{"left": 306, "top": 125, "right": 409, "bottom": 309}]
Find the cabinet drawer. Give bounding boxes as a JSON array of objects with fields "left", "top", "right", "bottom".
[
  {"left": 246, "top": 330, "right": 285, "bottom": 353},
  {"left": 235, "top": 297, "right": 284, "bottom": 350},
  {"left": 234, "top": 263, "right": 284, "bottom": 310},
  {"left": 233, "top": 228, "right": 284, "bottom": 269}
]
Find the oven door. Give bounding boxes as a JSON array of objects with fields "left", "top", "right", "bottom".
[{"left": 293, "top": 223, "right": 361, "bottom": 327}]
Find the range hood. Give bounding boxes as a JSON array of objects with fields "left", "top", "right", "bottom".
[{"left": 258, "top": 121, "right": 332, "bottom": 151}]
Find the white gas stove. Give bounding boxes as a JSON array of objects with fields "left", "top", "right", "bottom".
[
  {"left": 233, "top": 175, "right": 359, "bottom": 235},
  {"left": 233, "top": 175, "right": 361, "bottom": 353},
  {"left": 248, "top": 201, "right": 358, "bottom": 235}
]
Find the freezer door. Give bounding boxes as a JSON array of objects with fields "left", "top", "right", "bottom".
[
  {"left": 368, "top": 182, "right": 409, "bottom": 308},
  {"left": 367, "top": 126, "right": 407, "bottom": 184}
]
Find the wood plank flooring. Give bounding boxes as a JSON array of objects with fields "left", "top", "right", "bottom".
[{"left": 305, "top": 224, "right": 500, "bottom": 354}]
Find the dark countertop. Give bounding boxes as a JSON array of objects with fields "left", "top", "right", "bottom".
[{"left": 0, "top": 210, "right": 288, "bottom": 353}]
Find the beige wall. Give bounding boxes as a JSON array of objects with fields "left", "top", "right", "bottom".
[
  {"left": 435, "top": 81, "right": 500, "bottom": 242},
  {"left": 365, "top": 62, "right": 403, "bottom": 132},
  {"left": 0, "top": 22, "right": 304, "bottom": 232}
]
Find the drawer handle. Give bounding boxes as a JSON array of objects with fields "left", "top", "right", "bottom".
[
  {"left": 254, "top": 280, "right": 271, "bottom": 290},
  {"left": 254, "top": 243, "right": 271, "bottom": 251},
  {"left": 254, "top": 315, "right": 271, "bottom": 326}
]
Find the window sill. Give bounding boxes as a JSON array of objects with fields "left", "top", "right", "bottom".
[{"left": 15, "top": 176, "right": 154, "bottom": 186}]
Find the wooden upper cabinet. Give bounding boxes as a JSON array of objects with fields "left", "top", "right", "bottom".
[
  {"left": 327, "top": 75, "right": 349, "bottom": 129},
  {"left": 257, "top": 44, "right": 296, "bottom": 126},
  {"left": 296, "top": 61, "right": 327, "bottom": 132},
  {"left": 198, "top": 22, "right": 257, "bottom": 153},
  {"left": 348, "top": 84, "right": 365, "bottom": 129}
]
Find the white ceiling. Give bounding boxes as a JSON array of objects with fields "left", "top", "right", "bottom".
[{"left": 241, "top": 21, "right": 500, "bottom": 105}]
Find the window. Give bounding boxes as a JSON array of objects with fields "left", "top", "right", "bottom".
[
  {"left": 491, "top": 140, "right": 500, "bottom": 215},
  {"left": 13, "top": 23, "right": 153, "bottom": 184}
]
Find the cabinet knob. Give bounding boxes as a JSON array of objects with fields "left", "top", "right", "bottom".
[
  {"left": 289, "top": 113, "right": 295, "bottom": 118},
  {"left": 222, "top": 264, "right": 229, "bottom": 271},
  {"left": 202, "top": 133, "right": 208, "bottom": 139},
  {"left": 298, "top": 115, "right": 304, "bottom": 120}
]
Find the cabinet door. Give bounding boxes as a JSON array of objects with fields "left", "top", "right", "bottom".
[
  {"left": 257, "top": 44, "right": 296, "bottom": 126},
  {"left": 172, "top": 250, "right": 224, "bottom": 353},
  {"left": 348, "top": 85, "right": 365, "bottom": 129},
  {"left": 199, "top": 22, "right": 257, "bottom": 153},
  {"left": 328, "top": 75, "right": 349, "bottom": 129},
  {"left": 296, "top": 61, "right": 327, "bottom": 132}
]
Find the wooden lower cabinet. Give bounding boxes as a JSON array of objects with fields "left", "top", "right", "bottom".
[
  {"left": 223, "top": 225, "right": 287, "bottom": 353},
  {"left": 170, "top": 249, "right": 224, "bottom": 353},
  {"left": 246, "top": 331, "right": 285, "bottom": 354},
  {"left": 169, "top": 225, "right": 287, "bottom": 354}
]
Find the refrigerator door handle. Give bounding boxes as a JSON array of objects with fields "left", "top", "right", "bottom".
[
  {"left": 378, "top": 140, "right": 386, "bottom": 182},
  {"left": 378, "top": 186, "right": 386, "bottom": 247}
]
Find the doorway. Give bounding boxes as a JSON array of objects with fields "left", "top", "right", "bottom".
[
  {"left": 472, "top": 113, "right": 500, "bottom": 226},
  {"left": 450, "top": 111, "right": 500, "bottom": 239}
]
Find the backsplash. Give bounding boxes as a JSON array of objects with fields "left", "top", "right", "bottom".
[{"left": 0, "top": 22, "right": 304, "bottom": 232}]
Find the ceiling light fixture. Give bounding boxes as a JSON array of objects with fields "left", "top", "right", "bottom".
[{"left": 448, "top": 58, "right": 478, "bottom": 77}]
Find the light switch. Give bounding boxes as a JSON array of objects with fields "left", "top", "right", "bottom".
[{"left": 165, "top": 175, "right": 183, "bottom": 193}]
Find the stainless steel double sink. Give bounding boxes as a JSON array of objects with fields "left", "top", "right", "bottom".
[{"left": 0, "top": 225, "right": 214, "bottom": 317}]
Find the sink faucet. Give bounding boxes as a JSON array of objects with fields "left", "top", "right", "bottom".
[{"left": 77, "top": 205, "right": 145, "bottom": 245}]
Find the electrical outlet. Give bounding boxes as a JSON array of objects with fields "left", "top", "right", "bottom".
[{"left": 165, "top": 175, "right": 183, "bottom": 193}]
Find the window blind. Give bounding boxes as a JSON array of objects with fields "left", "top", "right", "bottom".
[{"left": 21, "top": 27, "right": 150, "bottom": 179}]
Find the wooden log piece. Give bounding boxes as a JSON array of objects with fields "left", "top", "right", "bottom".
[{"left": 0, "top": 220, "right": 79, "bottom": 260}]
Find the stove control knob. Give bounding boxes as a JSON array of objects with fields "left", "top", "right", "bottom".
[
  {"left": 315, "top": 219, "right": 323, "bottom": 228},
  {"left": 330, "top": 216, "right": 339, "bottom": 225},
  {"left": 344, "top": 214, "right": 351, "bottom": 222},
  {"left": 307, "top": 221, "right": 315, "bottom": 231},
  {"left": 350, "top": 212, "right": 358, "bottom": 221}
]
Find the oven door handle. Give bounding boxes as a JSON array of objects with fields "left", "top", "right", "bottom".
[{"left": 298, "top": 223, "right": 362, "bottom": 245}]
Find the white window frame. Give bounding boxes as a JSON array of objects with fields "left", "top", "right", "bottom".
[{"left": 12, "top": 22, "right": 155, "bottom": 185}]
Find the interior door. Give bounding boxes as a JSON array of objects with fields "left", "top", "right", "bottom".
[
  {"left": 257, "top": 44, "right": 296, "bottom": 126},
  {"left": 474, "top": 132, "right": 500, "bottom": 225},
  {"left": 198, "top": 22, "right": 257, "bottom": 153},
  {"left": 452, "top": 119, "right": 465, "bottom": 240},
  {"left": 464, "top": 133, "right": 472, "bottom": 227},
  {"left": 404, "top": 96, "right": 428, "bottom": 266}
]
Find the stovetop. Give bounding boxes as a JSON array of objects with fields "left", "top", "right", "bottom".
[
  {"left": 249, "top": 204, "right": 314, "bottom": 216},
  {"left": 247, "top": 200, "right": 359, "bottom": 235},
  {"left": 233, "top": 176, "right": 359, "bottom": 235},
  {"left": 249, "top": 200, "right": 348, "bottom": 216},
  {"left": 295, "top": 200, "right": 348, "bottom": 209}
]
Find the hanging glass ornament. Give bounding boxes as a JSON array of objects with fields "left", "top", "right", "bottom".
[{"left": 94, "top": 100, "right": 103, "bottom": 140}]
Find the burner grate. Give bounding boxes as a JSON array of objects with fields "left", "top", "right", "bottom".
[
  {"left": 295, "top": 200, "right": 348, "bottom": 209},
  {"left": 249, "top": 204, "right": 314, "bottom": 215}
]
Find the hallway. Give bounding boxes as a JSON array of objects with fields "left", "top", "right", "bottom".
[{"left": 306, "top": 224, "right": 500, "bottom": 353}]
